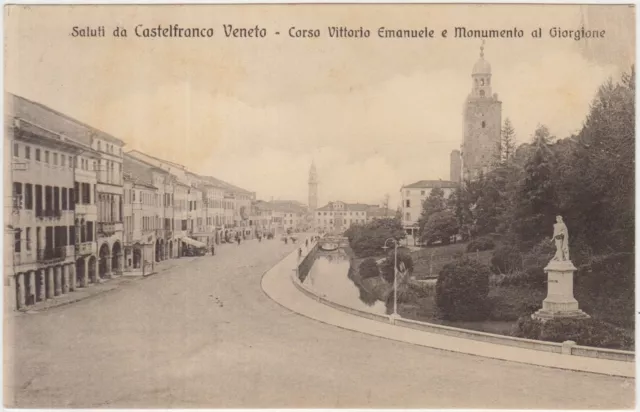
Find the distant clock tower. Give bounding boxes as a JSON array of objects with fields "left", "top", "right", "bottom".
[
  {"left": 462, "top": 42, "right": 502, "bottom": 180},
  {"left": 308, "top": 161, "right": 318, "bottom": 212}
]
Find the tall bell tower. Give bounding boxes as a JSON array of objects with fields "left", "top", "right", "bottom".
[
  {"left": 308, "top": 161, "right": 318, "bottom": 212},
  {"left": 462, "top": 41, "right": 502, "bottom": 180}
]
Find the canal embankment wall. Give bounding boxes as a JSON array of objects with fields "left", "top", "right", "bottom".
[{"left": 290, "top": 247, "right": 634, "bottom": 364}]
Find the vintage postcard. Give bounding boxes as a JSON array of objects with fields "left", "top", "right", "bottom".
[{"left": 2, "top": 3, "right": 636, "bottom": 409}]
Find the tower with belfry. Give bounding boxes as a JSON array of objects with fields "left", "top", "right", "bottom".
[
  {"left": 308, "top": 161, "right": 318, "bottom": 212},
  {"left": 453, "top": 41, "right": 502, "bottom": 182}
]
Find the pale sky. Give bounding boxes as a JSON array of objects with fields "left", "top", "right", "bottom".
[{"left": 5, "top": 5, "right": 634, "bottom": 208}]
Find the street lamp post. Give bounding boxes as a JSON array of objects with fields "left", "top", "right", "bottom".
[{"left": 383, "top": 237, "right": 399, "bottom": 318}]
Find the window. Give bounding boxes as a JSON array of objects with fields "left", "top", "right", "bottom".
[
  {"left": 24, "top": 184, "right": 33, "bottom": 209},
  {"left": 26, "top": 228, "right": 31, "bottom": 251},
  {"left": 53, "top": 153, "right": 58, "bottom": 165},
  {"left": 45, "top": 151, "right": 50, "bottom": 164},
  {"left": 69, "top": 188, "right": 75, "bottom": 211},
  {"left": 406, "top": 200, "right": 410, "bottom": 207},
  {"left": 13, "top": 182, "right": 22, "bottom": 209},
  {"left": 74, "top": 182, "right": 80, "bottom": 204},
  {"left": 479, "top": 90, "right": 485, "bottom": 98},
  {"left": 61, "top": 155, "right": 65, "bottom": 167},
  {"left": 35, "top": 149, "right": 41, "bottom": 161},
  {"left": 53, "top": 187, "right": 60, "bottom": 212},
  {"left": 406, "top": 212, "right": 411, "bottom": 221},
  {"left": 13, "top": 143, "right": 19, "bottom": 157},
  {"left": 62, "top": 188, "right": 68, "bottom": 210},
  {"left": 82, "top": 183, "right": 90, "bottom": 204},
  {"left": 97, "top": 141, "right": 101, "bottom": 151},
  {"left": 35, "top": 185, "right": 43, "bottom": 216},
  {"left": 14, "top": 229, "right": 21, "bottom": 253},
  {"left": 25, "top": 146, "right": 30, "bottom": 159},
  {"left": 421, "top": 190, "right": 425, "bottom": 195}
]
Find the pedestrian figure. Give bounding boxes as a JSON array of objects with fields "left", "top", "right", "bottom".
[
  {"left": 298, "top": 248, "right": 302, "bottom": 259},
  {"left": 211, "top": 244, "right": 215, "bottom": 256},
  {"left": 237, "top": 237, "right": 241, "bottom": 246},
  {"left": 305, "top": 239, "right": 309, "bottom": 248},
  {"left": 284, "top": 237, "right": 288, "bottom": 244}
]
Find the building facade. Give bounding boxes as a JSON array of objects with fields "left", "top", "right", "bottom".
[
  {"left": 400, "top": 180, "right": 458, "bottom": 237},
  {"left": 6, "top": 114, "right": 84, "bottom": 310},
  {"left": 460, "top": 44, "right": 502, "bottom": 181},
  {"left": 315, "top": 201, "right": 373, "bottom": 233}
]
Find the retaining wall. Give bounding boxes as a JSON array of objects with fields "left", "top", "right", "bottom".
[{"left": 291, "top": 251, "right": 634, "bottom": 363}]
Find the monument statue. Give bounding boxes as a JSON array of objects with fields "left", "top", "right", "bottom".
[{"left": 551, "top": 215, "right": 570, "bottom": 262}]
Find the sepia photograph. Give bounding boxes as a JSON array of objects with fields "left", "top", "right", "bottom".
[{"left": 2, "top": 3, "right": 636, "bottom": 409}]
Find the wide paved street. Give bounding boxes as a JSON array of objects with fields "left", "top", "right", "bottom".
[{"left": 4, "top": 239, "right": 634, "bottom": 409}]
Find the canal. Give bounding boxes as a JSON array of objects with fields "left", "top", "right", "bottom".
[{"left": 302, "top": 250, "right": 387, "bottom": 315}]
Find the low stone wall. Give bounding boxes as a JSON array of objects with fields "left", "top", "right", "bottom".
[
  {"left": 297, "top": 242, "right": 319, "bottom": 282},
  {"left": 291, "top": 254, "right": 635, "bottom": 363}
]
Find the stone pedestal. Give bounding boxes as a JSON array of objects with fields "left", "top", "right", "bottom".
[{"left": 532, "top": 260, "right": 590, "bottom": 321}]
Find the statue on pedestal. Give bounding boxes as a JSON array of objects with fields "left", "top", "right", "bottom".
[{"left": 551, "top": 215, "right": 570, "bottom": 262}]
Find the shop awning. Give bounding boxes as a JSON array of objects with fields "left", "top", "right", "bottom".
[{"left": 181, "top": 237, "right": 207, "bottom": 248}]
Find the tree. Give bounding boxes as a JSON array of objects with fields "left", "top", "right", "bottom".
[
  {"left": 421, "top": 210, "right": 459, "bottom": 245},
  {"left": 346, "top": 217, "right": 405, "bottom": 258},
  {"left": 510, "top": 125, "right": 558, "bottom": 246},
  {"left": 501, "top": 117, "right": 517, "bottom": 164},
  {"left": 417, "top": 187, "right": 446, "bottom": 237}
]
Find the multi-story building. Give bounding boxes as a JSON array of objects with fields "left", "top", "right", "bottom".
[
  {"left": 5, "top": 95, "right": 86, "bottom": 310},
  {"left": 89, "top": 127, "right": 126, "bottom": 280},
  {"left": 251, "top": 200, "right": 275, "bottom": 236},
  {"left": 314, "top": 201, "right": 373, "bottom": 233},
  {"left": 122, "top": 159, "right": 158, "bottom": 276},
  {"left": 124, "top": 153, "right": 175, "bottom": 261},
  {"left": 400, "top": 179, "right": 458, "bottom": 238}
]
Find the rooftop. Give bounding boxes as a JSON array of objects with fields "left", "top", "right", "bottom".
[
  {"left": 402, "top": 180, "right": 459, "bottom": 190},
  {"left": 6, "top": 93, "right": 125, "bottom": 146}
]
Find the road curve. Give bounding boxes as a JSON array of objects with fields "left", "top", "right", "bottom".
[{"left": 4, "top": 239, "right": 634, "bottom": 408}]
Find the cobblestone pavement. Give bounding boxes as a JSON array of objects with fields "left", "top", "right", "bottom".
[{"left": 4, "top": 238, "right": 634, "bottom": 409}]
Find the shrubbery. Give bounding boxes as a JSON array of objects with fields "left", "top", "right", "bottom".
[
  {"left": 359, "top": 258, "right": 380, "bottom": 279},
  {"left": 380, "top": 249, "right": 414, "bottom": 283},
  {"left": 490, "top": 244, "right": 522, "bottom": 274},
  {"left": 512, "top": 316, "right": 634, "bottom": 350},
  {"left": 436, "top": 257, "right": 491, "bottom": 321},
  {"left": 466, "top": 236, "right": 496, "bottom": 252}
]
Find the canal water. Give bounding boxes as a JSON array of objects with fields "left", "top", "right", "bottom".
[{"left": 302, "top": 250, "right": 387, "bottom": 315}]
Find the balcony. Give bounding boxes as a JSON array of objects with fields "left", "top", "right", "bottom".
[
  {"left": 36, "top": 209, "right": 62, "bottom": 220},
  {"left": 13, "top": 251, "right": 35, "bottom": 266},
  {"left": 97, "top": 222, "right": 122, "bottom": 237},
  {"left": 37, "top": 247, "right": 66, "bottom": 263},
  {"left": 75, "top": 241, "right": 94, "bottom": 256}
]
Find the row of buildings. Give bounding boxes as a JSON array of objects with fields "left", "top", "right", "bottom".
[{"left": 4, "top": 93, "right": 309, "bottom": 311}]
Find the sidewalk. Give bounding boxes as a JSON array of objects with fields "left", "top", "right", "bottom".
[
  {"left": 262, "top": 248, "right": 635, "bottom": 378},
  {"left": 12, "top": 255, "right": 202, "bottom": 316}
]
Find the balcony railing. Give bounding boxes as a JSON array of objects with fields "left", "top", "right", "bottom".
[
  {"left": 37, "top": 247, "right": 66, "bottom": 263},
  {"left": 75, "top": 241, "right": 93, "bottom": 256},
  {"left": 98, "top": 222, "right": 117, "bottom": 237},
  {"left": 36, "top": 209, "right": 62, "bottom": 220}
]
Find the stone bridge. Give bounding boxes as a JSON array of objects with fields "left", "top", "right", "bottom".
[{"left": 318, "top": 236, "right": 349, "bottom": 248}]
